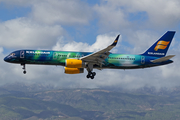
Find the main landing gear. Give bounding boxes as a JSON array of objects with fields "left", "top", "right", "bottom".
[
  {"left": 21, "top": 63, "right": 26, "bottom": 74},
  {"left": 86, "top": 63, "right": 96, "bottom": 79},
  {"left": 86, "top": 72, "right": 96, "bottom": 79}
]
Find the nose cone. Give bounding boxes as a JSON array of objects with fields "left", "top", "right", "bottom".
[{"left": 4, "top": 56, "right": 9, "bottom": 62}]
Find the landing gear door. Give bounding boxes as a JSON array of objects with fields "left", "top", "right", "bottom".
[{"left": 20, "top": 51, "right": 25, "bottom": 58}]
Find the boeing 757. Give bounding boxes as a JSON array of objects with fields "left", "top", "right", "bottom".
[{"left": 4, "top": 31, "right": 175, "bottom": 79}]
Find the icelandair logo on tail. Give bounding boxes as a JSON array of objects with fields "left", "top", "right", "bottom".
[
  {"left": 148, "top": 40, "right": 170, "bottom": 56},
  {"left": 154, "top": 41, "right": 170, "bottom": 51}
]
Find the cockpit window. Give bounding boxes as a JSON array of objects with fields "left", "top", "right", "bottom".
[{"left": 10, "top": 53, "right": 15, "bottom": 56}]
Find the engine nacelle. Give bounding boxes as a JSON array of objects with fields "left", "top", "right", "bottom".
[
  {"left": 64, "top": 67, "right": 84, "bottom": 74},
  {"left": 66, "top": 59, "right": 85, "bottom": 68}
]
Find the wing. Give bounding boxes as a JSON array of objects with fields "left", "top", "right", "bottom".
[{"left": 80, "top": 35, "right": 120, "bottom": 67}]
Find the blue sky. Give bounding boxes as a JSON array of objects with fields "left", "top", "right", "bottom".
[
  {"left": 0, "top": 0, "right": 180, "bottom": 89},
  {"left": 0, "top": 3, "right": 30, "bottom": 21}
]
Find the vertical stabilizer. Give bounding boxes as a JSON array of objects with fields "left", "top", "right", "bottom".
[{"left": 142, "top": 31, "right": 175, "bottom": 57}]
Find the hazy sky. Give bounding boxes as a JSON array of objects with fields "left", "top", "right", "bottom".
[{"left": 0, "top": 0, "right": 180, "bottom": 89}]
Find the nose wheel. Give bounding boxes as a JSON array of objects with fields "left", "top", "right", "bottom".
[
  {"left": 23, "top": 70, "right": 26, "bottom": 74},
  {"left": 86, "top": 72, "right": 96, "bottom": 79},
  {"left": 21, "top": 64, "right": 27, "bottom": 74}
]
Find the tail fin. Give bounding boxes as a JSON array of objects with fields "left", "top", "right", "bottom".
[{"left": 142, "top": 31, "right": 175, "bottom": 57}]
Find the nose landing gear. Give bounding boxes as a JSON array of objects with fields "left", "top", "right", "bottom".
[{"left": 21, "top": 63, "right": 26, "bottom": 74}]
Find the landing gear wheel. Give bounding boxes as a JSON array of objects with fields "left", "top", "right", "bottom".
[
  {"left": 23, "top": 71, "right": 26, "bottom": 74},
  {"left": 92, "top": 72, "right": 96, "bottom": 76},
  {"left": 86, "top": 72, "right": 96, "bottom": 79},
  {"left": 90, "top": 76, "right": 94, "bottom": 79},
  {"left": 86, "top": 74, "right": 90, "bottom": 78}
]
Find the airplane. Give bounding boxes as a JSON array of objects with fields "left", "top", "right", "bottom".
[{"left": 4, "top": 31, "right": 175, "bottom": 79}]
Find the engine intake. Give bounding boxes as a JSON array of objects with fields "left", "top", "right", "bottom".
[
  {"left": 64, "top": 67, "right": 84, "bottom": 74},
  {"left": 66, "top": 59, "right": 85, "bottom": 68}
]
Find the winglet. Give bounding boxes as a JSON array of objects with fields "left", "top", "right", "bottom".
[{"left": 111, "top": 34, "right": 120, "bottom": 46}]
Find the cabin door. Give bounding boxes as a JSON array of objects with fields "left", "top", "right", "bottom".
[
  {"left": 141, "top": 56, "right": 145, "bottom": 64},
  {"left": 53, "top": 52, "right": 57, "bottom": 59},
  {"left": 20, "top": 51, "right": 25, "bottom": 58}
]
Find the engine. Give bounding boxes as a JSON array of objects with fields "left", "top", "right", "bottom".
[
  {"left": 64, "top": 67, "right": 84, "bottom": 74},
  {"left": 66, "top": 59, "right": 85, "bottom": 68}
]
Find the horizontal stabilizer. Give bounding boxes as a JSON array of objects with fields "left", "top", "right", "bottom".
[{"left": 151, "top": 55, "right": 175, "bottom": 63}]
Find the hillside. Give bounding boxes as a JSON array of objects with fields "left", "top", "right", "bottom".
[
  {"left": 0, "top": 83, "right": 180, "bottom": 119},
  {"left": 0, "top": 96, "right": 84, "bottom": 120},
  {"left": 32, "top": 89, "right": 180, "bottom": 120}
]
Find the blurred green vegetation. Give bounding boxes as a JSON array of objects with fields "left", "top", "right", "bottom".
[{"left": 0, "top": 84, "right": 180, "bottom": 120}]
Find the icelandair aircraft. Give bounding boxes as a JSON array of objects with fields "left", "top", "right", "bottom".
[{"left": 4, "top": 31, "right": 175, "bottom": 79}]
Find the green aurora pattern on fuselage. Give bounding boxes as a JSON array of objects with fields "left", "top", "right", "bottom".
[
  {"left": 10, "top": 50, "right": 172, "bottom": 69},
  {"left": 4, "top": 31, "right": 175, "bottom": 79}
]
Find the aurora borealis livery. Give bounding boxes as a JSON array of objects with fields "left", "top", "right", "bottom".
[{"left": 4, "top": 31, "right": 175, "bottom": 79}]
